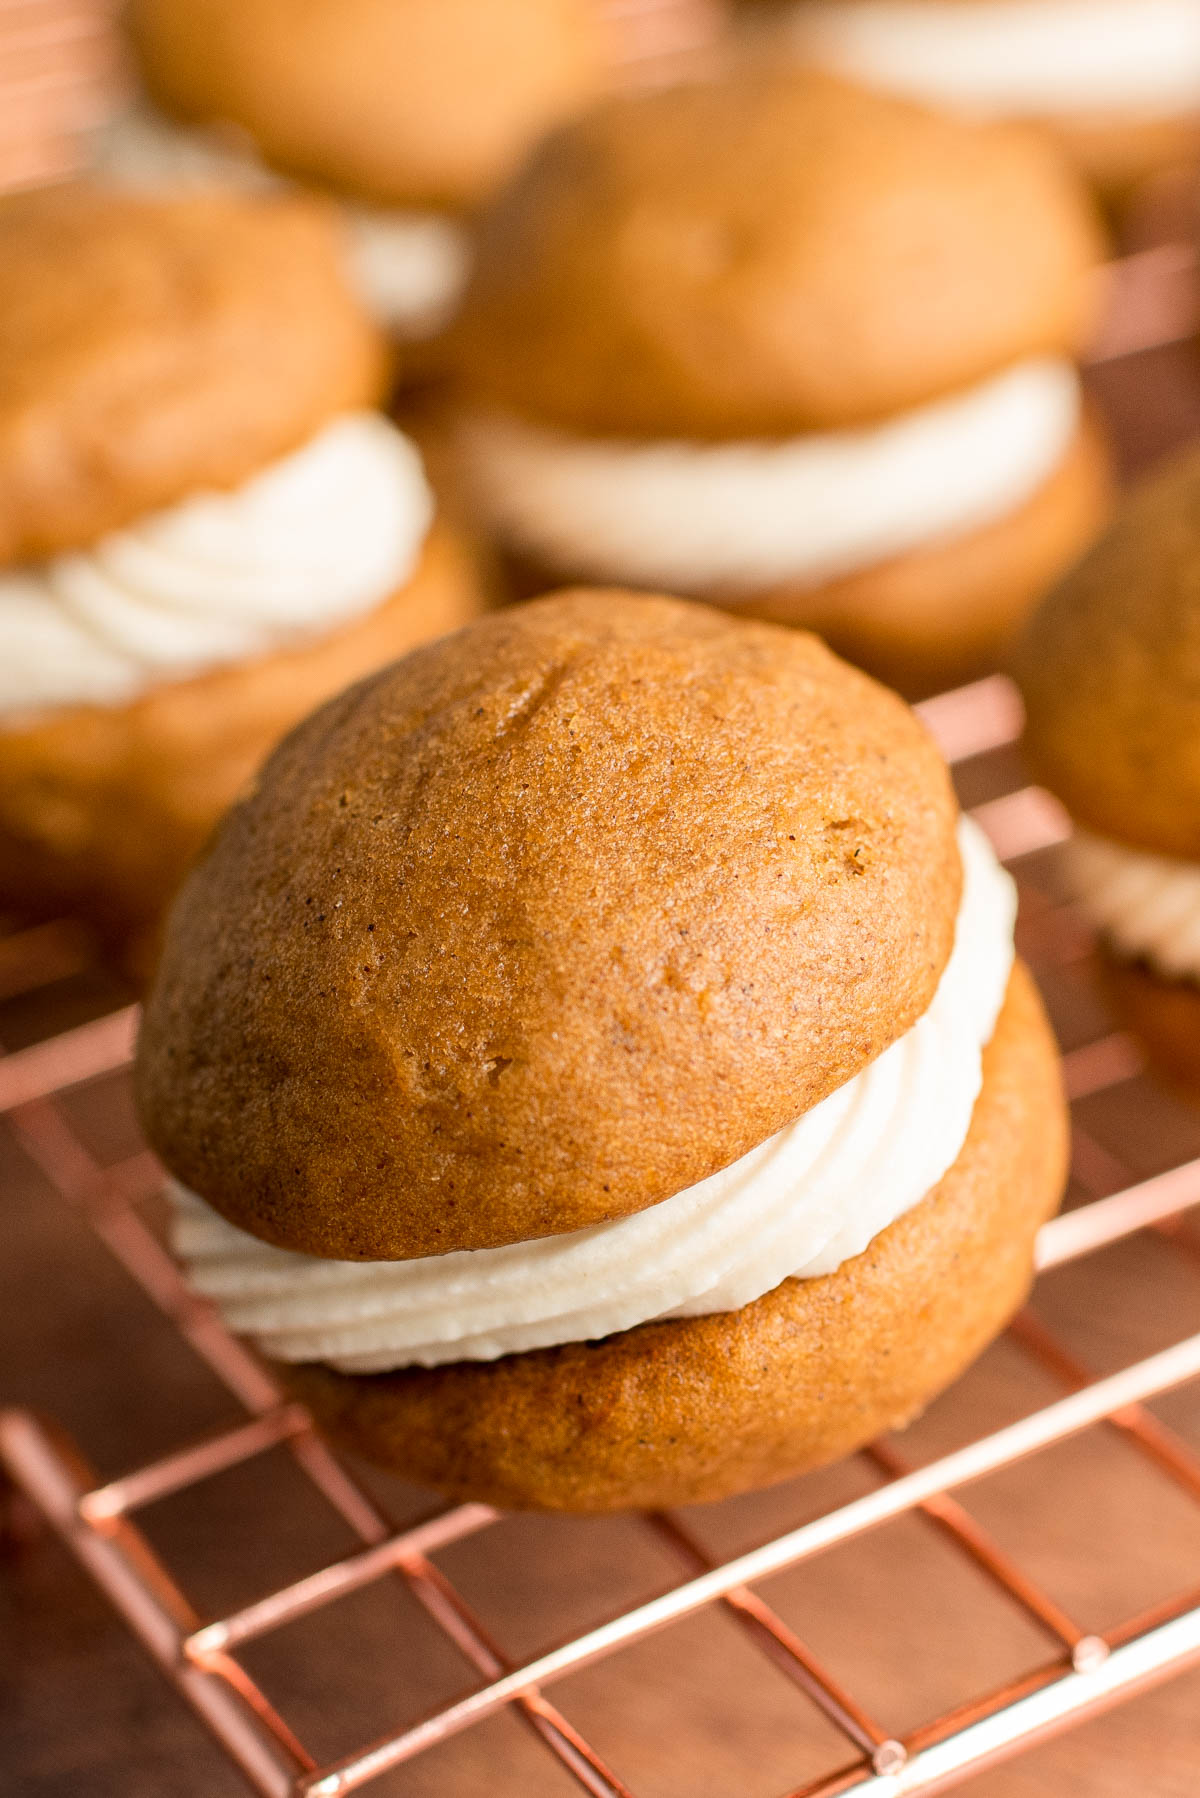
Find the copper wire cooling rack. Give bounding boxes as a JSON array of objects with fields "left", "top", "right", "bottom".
[
  {"left": 6, "top": 681, "right": 1200, "bottom": 1797},
  {"left": 0, "top": 0, "right": 123, "bottom": 193},
  {"left": 6, "top": 249, "right": 1200, "bottom": 1795}
]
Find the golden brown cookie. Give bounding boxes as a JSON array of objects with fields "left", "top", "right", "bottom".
[
  {"left": 1099, "top": 948, "right": 1200, "bottom": 1103},
  {"left": 128, "top": 0, "right": 615, "bottom": 210},
  {"left": 137, "top": 591, "right": 962, "bottom": 1258},
  {"left": 0, "top": 521, "right": 483, "bottom": 981},
  {"left": 1013, "top": 444, "right": 1200, "bottom": 862},
  {"left": 285, "top": 959, "right": 1065, "bottom": 1510},
  {"left": 452, "top": 66, "right": 1105, "bottom": 438},
  {"left": 0, "top": 183, "right": 387, "bottom": 563}
]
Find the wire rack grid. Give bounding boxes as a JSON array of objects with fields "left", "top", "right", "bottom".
[
  {"left": 6, "top": 679, "right": 1200, "bottom": 1798},
  {"left": 0, "top": 0, "right": 124, "bottom": 193},
  {"left": 5, "top": 248, "right": 1200, "bottom": 1797}
]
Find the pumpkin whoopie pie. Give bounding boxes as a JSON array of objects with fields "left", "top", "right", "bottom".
[
  {"left": 1014, "top": 447, "right": 1200, "bottom": 1102},
  {"left": 99, "top": 0, "right": 725, "bottom": 351},
  {"left": 0, "top": 182, "right": 483, "bottom": 976},
  {"left": 451, "top": 65, "right": 1111, "bottom": 697},
  {"left": 139, "top": 591, "right": 1067, "bottom": 1511},
  {"left": 765, "top": 0, "right": 1200, "bottom": 197}
]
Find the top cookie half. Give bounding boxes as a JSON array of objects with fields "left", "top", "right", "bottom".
[
  {"left": 452, "top": 65, "right": 1105, "bottom": 438},
  {"left": 137, "top": 591, "right": 961, "bottom": 1260},
  {"left": 0, "top": 182, "right": 388, "bottom": 563}
]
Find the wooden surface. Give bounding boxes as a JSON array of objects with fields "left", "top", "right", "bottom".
[{"left": 6, "top": 325, "right": 1200, "bottom": 1798}]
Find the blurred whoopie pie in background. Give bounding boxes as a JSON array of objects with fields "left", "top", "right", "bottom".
[
  {"left": 451, "top": 65, "right": 1111, "bottom": 695},
  {"left": 0, "top": 182, "right": 484, "bottom": 977},
  {"left": 1015, "top": 447, "right": 1200, "bottom": 1102},
  {"left": 96, "top": 0, "right": 727, "bottom": 355}
]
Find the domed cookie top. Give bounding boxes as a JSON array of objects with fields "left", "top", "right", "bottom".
[
  {"left": 126, "top": 0, "right": 612, "bottom": 210},
  {"left": 1014, "top": 445, "right": 1200, "bottom": 861},
  {"left": 453, "top": 66, "right": 1104, "bottom": 439},
  {"left": 137, "top": 591, "right": 962, "bottom": 1261},
  {"left": 0, "top": 183, "right": 387, "bottom": 562}
]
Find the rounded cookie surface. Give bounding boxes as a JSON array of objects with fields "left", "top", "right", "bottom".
[
  {"left": 0, "top": 183, "right": 387, "bottom": 562},
  {"left": 137, "top": 591, "right": 962, "bottom": 1259},
  {"left": 285, "top": 961, "right": 1065, "bottom": 1510},
  {"left": 1014, "top": 444, "right": 1200, "bottom": 861},
  {"left": 127, "top": 0, "right": 612, "bottom": 209},
  {"left": 453, "top": 66, "right": 1104, "bottom": 438}
]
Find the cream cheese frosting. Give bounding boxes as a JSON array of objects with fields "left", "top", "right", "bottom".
[
  {"left": 93, "top": 104, "right": 472, "bottom": 337},
  {"left": 1065, "top": 828, "right": 1200, "bottom": 980},
  {"left": 786, "top": 0, "right": 1200, "bottom": 118},
  {"left": 458, "top": 358, "right": 1081, "bottom": 593},
  {"left": 0, "top": 412, "right": 433, "bottom": 717},
  {"left": 168, "top": 817, "right": 1016, "bottom": 1372},
  {"left": 91, "top": 100, "right": 278, "bottom": 191},
  {"left": 341, "top": 205, "right": 472, "bottom": 340}
]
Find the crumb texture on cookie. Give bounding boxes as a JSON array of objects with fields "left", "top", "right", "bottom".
[
  {"left": 137, "top": 592, "right": 962, "bottom": 1260},
  {"left": 0, "top": 184, "right": 387, "bottom": 562},
  {"left": 1014, "top": 445, "right": 1200, "bottom": 861},
  {"left": 285, "top": 961, "right": 1066, "bottom": 1509},
  {"left": 126, "top": 0, "right": 611, "bottom": 208},
  {"left": 453, "top": 67, "right": 1104, "bottom": 438}
]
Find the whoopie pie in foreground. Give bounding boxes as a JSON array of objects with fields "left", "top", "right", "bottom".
[
  {"left": 138, "top": 592, "right": 1067, "bottom": 1510},
  {"left": 452, "top": 64, "right": 1111, "bottom": 696},
  {"left": 0, "top": 182, "right": 482, "bottom": 976},
  {"left": 1014, "top": 448, "right": 1200, "bottom": 1101}
]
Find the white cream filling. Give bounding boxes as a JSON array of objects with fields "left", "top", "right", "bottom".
[
  {"left": 341, "top": 205, "right": 472, "bottom": 339},
  {"left": 168, "top": 818, "right": 1016, "bottom": 1372},
  {"left": 0, "top": 412, "right": 433, "bottom": 717},
  {"left": 1065, "top": 828, "right": 1200, "bottom": 980},
  {"left": 91, "top": 101, "right": 279, "bottom": 191},
  {"left": 458, "top": 359, "right": 1080, "bottom": 593},
  {"left": 92, "top": 104, "right": 472, "bottom": 337},
  {"left": 786, "top": 0, "right": 1200, "bottom": 118}
]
